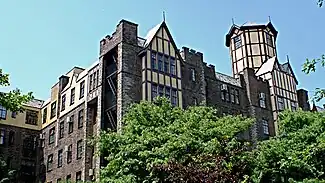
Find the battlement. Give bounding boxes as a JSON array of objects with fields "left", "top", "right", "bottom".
[{"left": 99, "top": 19, "right": 138, "bottom": 56}]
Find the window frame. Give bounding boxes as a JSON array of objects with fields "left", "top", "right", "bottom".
[
  {"left": 0, "top": 129, "right": 5, "bottom": 145},
  {"left": 50, "top": 102, "right": 57, "bottom": 119},
  {"left": 234, "top": 35, "right": 242, "bottom": 49},
  {"left": 70, "top": 88, "right": 75, "bottom": 105},
  {"left": 79, "top": 80, "right": 85, "bottom": 99},
  {"left": 67, "top": 144, "right": 72, "bottom": 164},
  {"left": 262, "top": 119, "right": 269, "bottom": 135},
  {"left": 0, "top": 105, "right": 7, "bottom": 120},
  {"left": 59, "top": 121, "right": 64, "bottom": 139},
  {"left": 68, "top": 115, "right": 74, "bottom": 134},
  {"left": 49, "top": 127, "right": 55, "bottom": 145},
  {"left": 47, "top": 154, "right": 53, "bottom": 172},
  {"left": 61, "top": 94, "right": 66, "bottom": 111},
  {"left": 78, "top": 109, "right": 84, "bottom": 129},
  {"left": 57, "top": 149, "right": 63, "bottom": 168},
  {"left": 77, "top": 140, "right": 83, "bottom": 159}
]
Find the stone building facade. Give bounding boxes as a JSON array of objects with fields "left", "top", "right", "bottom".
[{"left": 0, "top": 18, "right": 311, "bottom": 182}]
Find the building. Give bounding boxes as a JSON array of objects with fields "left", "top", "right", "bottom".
[
  {"left": 0, "top": 99, "right": 44, "bottom": 183},
  {"left": 0, "top": 18, "right": 311, "bottom": 182}
]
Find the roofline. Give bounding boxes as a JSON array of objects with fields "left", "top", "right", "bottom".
[{"left": 225, "top": 22, "right": 278, "bottom": 47}]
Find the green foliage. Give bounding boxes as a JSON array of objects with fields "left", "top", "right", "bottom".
[
  {"left": 318, "top": 0, "right": 324, "bottom": 7},
  {"left": 98, "top": 97, "right": 254, "bottom": 183},
  {"left": 302, "top": 55, "right": 325, "bottom": 102},
  {"left": 251, "top": 110, "right": 325, "bottom": 183},
  {"left": 0, "top": 68, "right": 33, "bottom": 112},
  {"left": 0, "top": 68, "right": 33, "bottom": 181}
]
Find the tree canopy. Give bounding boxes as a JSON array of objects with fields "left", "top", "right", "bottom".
[
  {"left": 0, "top": 69, "right": 33, "bottom": 112},
  {"left": 0, "top": 68, "right": 33, "bottom": 182},
  {"left": 98, "top": 98, "right": 254, "bottom": 183},
  {"left": 251, "top": 110, "right": 325, "bottom": 183}
]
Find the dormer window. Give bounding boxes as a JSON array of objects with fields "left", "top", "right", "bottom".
[{"left": 234, "top": 36, "right": 242, "bottom": 49}]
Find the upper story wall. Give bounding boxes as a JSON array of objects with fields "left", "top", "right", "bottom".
[
  {"left": 0, "top": 99, "right": 44, "bottom": 131},
  {"left": 225, "top": 22, "right": 278, "bottom": 76},
  {"left": 41, "top": 67, "right": 89, "bottom": 128}
]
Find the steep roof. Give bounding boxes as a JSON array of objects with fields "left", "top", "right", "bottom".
[
  {"left": 255, "top": 56, "right": 277, "bottom": 76},
  {"left": 215, "top": 72, "right": 241, "bottom": 87},
  {"left": 255, "top": 56, "right": 298, "bottom": 84},
  {"left": 143, "top": 22, "right": 163, "bottom": 47}
]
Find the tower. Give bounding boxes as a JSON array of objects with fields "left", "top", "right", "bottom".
[{"left": 225, "top": 21, "right": 278, "bottom": 77}]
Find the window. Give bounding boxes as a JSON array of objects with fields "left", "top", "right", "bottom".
[
  {"left": 235, "top": 89, "right": 240, "bottom": 104},
  {"left": 76, "top": 171, "right": 82, "bottom": 182},
  {"left": 47, "top": 154, "right": 53, "bottom": 172},
  {"left": 93, "top": 72, "right": 97, "bottom": 90},
  {"left": 171, "top": 89, "right": 177, "bottom": 106},
  {"left": 191, "top": 69, "right": 196, "bottom": 81},
  {"left": 43, "top": 108, "right": 47, "bottom": 124},
  {"left": 61, "top": 94, "right": 66, "bottom": 111},
  {"left": 78, "top": 109, "right": 84, "bottom": 128},
  {"left": 67, "top": 144, "right": 72, "bottom": 163},
  {"left": 9, "top": 131, "right": 14, "bottom": 145},
  {"left": 0, "top": 105, "right": 7, "bottom": 120},
  {"left": 49, "top": 127, "right": 55, "bottom": 144},
  {"left": 266, "top": 33, "right": 273, "bottom": 46},
  {"left": 278, "top": 97, "right": 284, "bottom": 111},
  {"left": 152, "top": 84, "right": 158, "bottom": 100},
  {"left": 0, "top": 130, "right": 5, "bottom": 145},
  {"left": 50, "top": 102, "right": 56, "bottom": 119},
  {"left": 230, "top": 89, "right": 235, "bottom": 103},
  {"left": 11, "top": 111, "right": 17, "bottom": 118},
  {"left": 262, "top": 119, "right": 269, "bottom": 135},
  {"left": 158, "top": 54, "right": 163, "bottom": 72},
  {"left": 57, "top": 178, "right": 62, "bottom": 183},
  {"left": 89, "top": 74, "right": 93, "bottom": 91},
  {"left": 151, "top": 51, "right": 157, "bottom": 70},
  {"left": 58, "top": 149, "right": 63, "bottom": 168},
  {"left": 158, "top": 85, "right": 164, "bottom": 97},
  {"left": 77, "top": 140, "right": 83, "bottom": 159},
  {"left": 80, "top": 81, "right": 85, "bottom": 99},
  {"left": 291, "top": 101, "right": 297, "bottom": 111},
  {"left": 170, "top": 57, "right": 176, "bottom": 75},
  {"left": 165, "top": 87, "right": 171, "bottom": 99},
  {"left": 259, "top": 93, "right": 266, "bottom": 108},
  {"left": 59, "top": 121, "right": 64, "bottom": 139},
  {"left": 221, "top": 84, "right": 228, "bottom": 102},
  {"left": 66, "top": 174, "right": 71, "bottom": 181},
  {"left": 193, "top": 98, "right": 198, "bottom": 106},
  {"left": 234, "top": 36, "right": 242, "bottom": 49},
  {"left": 25, "top": 110, "right": 38, "bottom": 125},
  {"left": 70, "top": 88, "right": 75, "bottom": 105},
  {"left": 95, "top": 71, "right": 99, "bottom": 87},
  {"left": 68, "top": 115, "right": 74, "bottom": 134},
  {"left": 164, "top": 56, "right": 169, "bottom": 73}
]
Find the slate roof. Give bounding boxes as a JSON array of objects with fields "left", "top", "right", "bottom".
[
  {"left": 143, "top": 22, "right": 163, "bottom": 47},
  {"left": 215, "top": 72, "right": 241, "bottom": 87},
  {"left": 25, "top": 99, "right": 44, "bottom": 108}
]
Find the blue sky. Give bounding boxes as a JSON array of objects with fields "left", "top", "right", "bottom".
[{"left": 0, "top": 0, "right": 324, "bottom": 105}]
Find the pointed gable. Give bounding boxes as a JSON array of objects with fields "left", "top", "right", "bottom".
[
  {"left": 279, "top": 62, "right": 298, "bottom": 84},
  {"left": 143, "top": 21, "right": 183, "bottom": 62}
]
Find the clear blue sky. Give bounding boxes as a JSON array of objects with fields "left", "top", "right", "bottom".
[{"left": 0, "top": 0, "right": 324, "bottom": 105}]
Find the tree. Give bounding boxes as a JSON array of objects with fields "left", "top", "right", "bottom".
[
  {"left": 98, "top": 97, "right": 254, "bottom": 183},
  {"left": 0, "top": 68, "right": 33, "bottom": 182},
  {"left": 302, "top": 55, "right": 325, "bottom": 102},
  {"left": 302, "top": 1, "right": 324, "bottom": 102},
  {"left": 251, "top": 110, "right": 325, "bottom": 183},
  {"left": 0, "top": 69, "right": 33, "bottom": 112}
]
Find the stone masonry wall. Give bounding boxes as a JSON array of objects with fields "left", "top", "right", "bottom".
[
  {"left": 180, "top": 47, "right": 206, "bottom": 107},
  {"left": 42, "top": 103, "right": 87, "bottom": 182}
]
